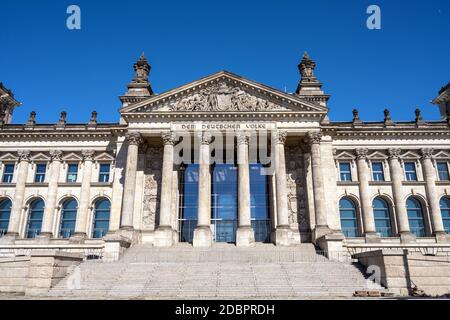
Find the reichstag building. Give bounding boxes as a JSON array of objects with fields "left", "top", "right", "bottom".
[{"left": 0, "top": 53, "right": 450, "bottom": 297}]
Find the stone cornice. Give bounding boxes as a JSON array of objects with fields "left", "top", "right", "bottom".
[
  {"left": 0, "top": 124, "right": 127, "bottom": 139},
  {"left": 121, "top": 111, "right": 325, "bottom": 122}
]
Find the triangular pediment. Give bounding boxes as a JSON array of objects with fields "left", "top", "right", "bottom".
[
  {"left": 401, "top": 151, "right": 421, "bottom": 159},
  {"left": 30, "top": 153, "right": 51, "bottom": 161},
  {"left": 334, "top": 151, "right": 356, "bottom": 160},
  {"left": 62, "top": 152, "right": 83, "bottom": 162},
  {"left": 434, "top": 150, "right": 450, "bottom": 159},
  {"left": 367, "top": 151, "right": 388, "bottom": 160},
  {"left": 0, "top": 153, "right": 18, "bottom": 161},
  {"left": 120, "top": 71, "right": 328, "bottom": 115},
  {"left": 94, "top": 152, "right": 115, "bottom": 162}
]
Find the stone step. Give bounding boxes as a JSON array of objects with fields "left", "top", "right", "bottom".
[{"left": 45, "top": 244, "right": 388, "bottom": 298}]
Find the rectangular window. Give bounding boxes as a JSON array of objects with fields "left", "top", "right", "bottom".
[
  {"left": 98, "top": 164, "right": 110, "bottom": 183},
  {"left": 404, "top": 162, "right": 417, "bottom": 181},
  {"left": 34, "top": 164, "right": 47, "bottom": 183},
  {"left": 372, "top": 162, "right": 385, "bottom": 181},
  {"left": 2, "top": 164, "right": 15, "bottom": 183},
  {"left": 66, "top": 164, "right": 78, "bottom": 183},
  {"left": 339, "top": 162, "right": 352, "bottom": 182},
  {"left": 437, "top": 162, "right": 450, "bottom": 181}
]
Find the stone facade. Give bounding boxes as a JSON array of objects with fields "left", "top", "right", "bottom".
[{"left": 0, "top": 53, "right": 449, "bottom": 280}]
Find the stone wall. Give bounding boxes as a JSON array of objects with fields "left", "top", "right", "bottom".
[
  {"left": 354, "top": 249, "right": 450, "bottom": 296},
  {"left": 0, "top": 256, "right": 30, "bottom": 294},
  {"left": 0, "top": 250, "right": 83, "bottom": 296}
]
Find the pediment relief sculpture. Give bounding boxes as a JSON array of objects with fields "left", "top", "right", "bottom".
[{"left": 155, "top": 82, "right": 287, "bottom": 112}]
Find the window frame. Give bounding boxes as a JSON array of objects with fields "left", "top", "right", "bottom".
[
  {"left": 98, "top": 163, "right": 111, "bottom": 183},
  {"left": 2, "top": 163, "right": 15, "bottom": 184},
  {"left": 371, "top": 161, "right": 385, "bottom": 182},
  {"left": 34, "top": 163, "right": 47, "bottom": 183},
  {"left": 66, "top": 163, "right": 79, "bottom": 183},
  {"left": 372, "top": 197, "right": 393, "bottom": 237},
  {"left": 339, "top": 197, "right": 360, "bottom": 237},
  {"left": 404, "top": 161, "right": 418, "bottom": 181},
  {"left": 440, "top": 197, "right": 450, "bottom": 234},
  {"left": 437, "top": 162, "right": 450, "bottom": 181},
  {"left": 339, "top": 162, "right": 352, "bottom": 182}
]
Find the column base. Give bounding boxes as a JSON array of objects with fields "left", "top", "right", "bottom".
[
  {"left": 400, "top": 232, "right": 416, "bottom": 244},
  {"left": 154, "top": 226, "right": 176, "bottom": 247},
  {"left": 315, "top": 232, "right": 345, "bottom": 262},
  {"left": 434, "top": 231, "right": 450, "bottom": 243},
  {"left": 193, "top": 226, "right": 213, "bottom": 248},
  {"left": 365, "top": 232, "right": 381, "bottom": 243},
  {"left": 272, "top": 226, "right": 291, "bottom": 246},
  {"left": 70, "top": 233, "right": 87, "bottom": 244},
  {"left": 312, "top": 225, "right": 332, "bottom": 241},
  {"left": 0, "top": 233, "right": 17, "bottom": 244},
  {"left": 236, "top": 226, "right": 255, "bottom": 247},
  {"left": 34, "top": 233, "right": 52, "bottom": 244}
]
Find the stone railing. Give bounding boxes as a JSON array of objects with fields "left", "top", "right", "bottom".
[
  {"left": 0, "top": 244, "right": 105, "bottom": 261},
  {"left": 345, "top": 243, "right": 450, "bottom": 257}
]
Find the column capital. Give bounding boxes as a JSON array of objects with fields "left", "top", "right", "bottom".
[
  {"left": 161, "top": 131, "right": 177, "bottom": 145},
  {"left": 421, "top": 148, "right": 434, "bottom": 160},
  {"left": 49, "top": 150, "right": 63, "bottom": 161},
  {"left": 17, "top": 150, "right": 31, "bottom": 162},
  {"left": 126, "top": 132, "right": 143, "bottom": 146},
  {"left": 388, "top": 148, "right": 402, "bottom": 159},
  {"left": 81, "top": 149, "right": 95, "bottom": 161},
  {"left": 197, "top": 131, "right": 212, "bottom": 145},
  {"left": 355, "top": 148, "right": 369, "bottom": 160},
  {"left": 236, "top": 131, "right": 249, "bottom": 145},
  {"left": 307, "top": 131, "right": 322, "bottom": 145},
  {"left": 275, "top": 130, "right": 287, "bottom": 145}
]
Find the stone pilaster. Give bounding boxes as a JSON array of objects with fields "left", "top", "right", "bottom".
[
  {"left": 73, "top": 149, "right": 95, "bottom": 239},
  {"left": 193, "top": 132, "right": 213, "bottom": 248},
  {"left": 7, "top": 150, "right": 31, "bottom": 237},
  {"left": 154, "top": 131, "right": 178, "bottom": 247},
  {"left": 236, "top": 132, "right": 255, "bottom": 247},
  {"left": 308, "top": 132, "right": 331, "bottom": 240},
  {"left": 421, "top": 149, "right": 447, "bottom": 242},
  {"left": 120, "top": 133, "right": 142, "bottom": 231},
  {"left": 355, "top": 148, "right": 378, "bottom": 242},
  {"left": 388, "top": 148, "right": 414, "bottom": 243},
  {"left": 40, "top": 150, "right": 63, "bottom": 238},
  {"left": 273, "top": 130, "right": 291, "bottom": 246}
]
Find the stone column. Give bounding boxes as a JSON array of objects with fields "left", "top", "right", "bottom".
[
  {"left": 73, "top": 149, "right": 95, "bottom": 238},
  {"left": 356, "top": 148, "right": 377, "bottom": 241},
  {"left": 421, "top": 148, "right": 446, "bottom": 241},
  {"left": 308, "top": 132, "right": 331, "bottom": 240},
  {"left": 40, "top": 150, "right": 63, "bottom": 238},
  {"left": 388, "top": 148, "right": 414, "bottom": 242},
  {"left": 193, "top": 132, "right": 213, "bottom": 248},
  {"left": 236, "top": 132, "right": 255, "bottom": 247},
  {"left": 273, "top": 130, "right": 291, "bottom": 246},
  {"left": 7, "top": 150, "right": 31, "bottom": 237},
  {"left": 120, "top": 133, "right": 142, "bottom": 231},
  {"left": 154, "top": 131, "right": 178, "bottom": 247}
]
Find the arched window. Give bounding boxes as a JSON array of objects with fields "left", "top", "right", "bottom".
[
  {"left": 440, "top": 197, "right": 450, "bottom": 234},
  {"left": 26, "top": 199, "right": 45, "bottom": 238},
  {"left": 92, "top": 198, "right": 110, "bottom": 238},
  {"left": 0, "top": 199, "right": 12, "bottom": 236},
  {"left": 339, "top": 198, "right": 359, "bottom": 237},
  {"left": 406, "top": 197, "right": 426, "bottom": 237},
  {"left": 59, "top": 198, "right": 77, "bottom": 238},
  {"left": 373, "top": 198, "right": 393, "bottom": 237}
]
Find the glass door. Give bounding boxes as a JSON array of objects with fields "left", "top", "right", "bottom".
[{"left": 211, "top": 164, "right": 238, "bottom": 243}]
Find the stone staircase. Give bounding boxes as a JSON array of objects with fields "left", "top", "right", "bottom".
[{"left": 46, "top": 243, "right": 388, "bottom": 299}]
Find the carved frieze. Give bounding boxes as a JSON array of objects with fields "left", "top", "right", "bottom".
[{"left": 156, "top": 82, "right": 287, "bottom": 112}]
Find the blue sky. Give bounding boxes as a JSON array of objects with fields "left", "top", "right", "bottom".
[{"left": 1, "top": 0, "right": 449, "bottom": 124}]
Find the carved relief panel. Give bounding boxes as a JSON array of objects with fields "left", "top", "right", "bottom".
[
  {"left": 286, "top": 146, "right": 309, "bottom": 232},
  {"left": 142, "top": 147, "right": 162, "bottom": 231}
]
